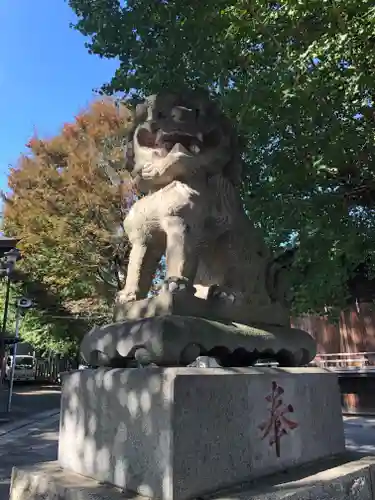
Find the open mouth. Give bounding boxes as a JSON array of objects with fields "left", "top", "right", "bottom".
[
  {"left": 158, "top": 132, "right": 203, "bottom": 154},
  {"left": 137, "top": 129, "right": 203, "bottom": 154}
]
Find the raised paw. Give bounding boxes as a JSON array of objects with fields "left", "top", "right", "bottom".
[
  {"left": 141, "top": 162, "right": 161, "bottom": 180},
  {"left": 116, "top": 290, "right": 137, "bottom": 304},
  {"left": 162, "top": 276, "right": 196, "bottom": 295},
  {"left": 207, "top": 285, "right": 236, "bottom": 304},
  {"left": 188, "top": 356, "right": 223, "bottom": 368}
]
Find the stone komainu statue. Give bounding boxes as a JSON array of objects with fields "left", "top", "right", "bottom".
[
  {"left": 117, "top": 90, "right": 291, "bottom": 327},
  {"left": 81, "top": 90, "right": 316, "bottom": 368}
]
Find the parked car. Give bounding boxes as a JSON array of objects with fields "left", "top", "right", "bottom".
[{"left": 5, "top": 355, "right": 36, "bottom": 383}]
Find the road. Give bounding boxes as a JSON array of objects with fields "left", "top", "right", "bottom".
[
  {"left": 0, "top": 382, "right": 61, "bottom": 420},
  {"left": 0, "top": 383, "right": 61, "bottom": 499},
  {"left": 344, "top": 415, "right": 375, "bottom": 455},
  {"left": 0, "top": 412, "right": 59, "bottom": 500}
]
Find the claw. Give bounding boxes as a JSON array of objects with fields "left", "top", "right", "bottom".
[
  {"left": 163, "top": 276, "right": 195, "bottom": 294},
  {"left": 207, "top": 285, "right": 236, "bottom": 304},
  {"left": 168, "top": 281, "right": 179, "bottom": 293},
  {"left": 116, "top": 291, "right": 137, "bottom": 304}
]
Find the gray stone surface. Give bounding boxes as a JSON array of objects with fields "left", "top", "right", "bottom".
[
  {"left": 220, "top": 454, "right": 375, "bottom": 500},
  {"left": 9, "top": 454, "right": 375, "bottom": 500},
  {"left": 10, "top": 462, "right": 126, "bottom": 500},
  {"left": 0, "top": 385, "right": 61, "bottom": 423},
  {"left": 58, "top": 367, "right": 345, "bottom": 500},
  {"left": 80, "top": 313, "right": 316, "bottom": 368},
  {"left": 113, "top": 286, "right": 289, "bottom": 328}
]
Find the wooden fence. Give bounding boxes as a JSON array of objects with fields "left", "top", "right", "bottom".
[
  {"left": 34, "top": 356, "right": 77, "bottom": 383},
  {"left": 292, "top": 305, "right": 375, "bottom": 413},
  {"left": 291, "top": 301, "right": 375, "bottom": 355}
]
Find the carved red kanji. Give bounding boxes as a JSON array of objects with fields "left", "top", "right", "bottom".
[{"left": 259, "top": 381, "right": 298, "bottom": 457}]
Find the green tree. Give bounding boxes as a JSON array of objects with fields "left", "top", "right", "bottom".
[{"left": 68, "top": 0, "right": 375, "bottom": 315}]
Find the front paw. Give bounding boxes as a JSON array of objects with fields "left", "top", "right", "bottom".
[
  {"left": 162, "top": 276, "right": 196, "bottom": 295},
  {"left": 116, "top": 291, "right": 137, "bottom": 304},
  {"left": 207, "top": 285, "right": 236, "bottom": 304},
  {"left": 141, "top": 162, "right": 162, "bottom": 180}
]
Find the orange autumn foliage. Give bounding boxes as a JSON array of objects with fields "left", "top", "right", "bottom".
[{"left": 3, "top": 99, "right": 135, "bottom": 307}]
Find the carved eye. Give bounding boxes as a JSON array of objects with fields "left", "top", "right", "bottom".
[{"left": 157, "top": 111, "right": 166, "bottom": 119}]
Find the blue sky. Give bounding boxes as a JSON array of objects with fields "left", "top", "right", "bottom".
[{"left": 0, "top": 0, "right": 119, "bottom": 193}]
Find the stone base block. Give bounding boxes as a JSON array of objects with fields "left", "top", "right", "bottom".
[
  {"left": 58, "top": 367, "right": 345, "bottom": 500},
  {"left": 9, "top": 462, "right": 126, "bottom": 500},
  {"left": 10, "top": 454, "right": 375, "bottom": 500}
]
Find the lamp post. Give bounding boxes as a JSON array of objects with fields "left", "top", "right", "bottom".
[
  {"left": 0, "top": 245, "right": 21, "bottom": 387},
  {"left": 6, "top": 297, "right": 33, "bottom": 413}
]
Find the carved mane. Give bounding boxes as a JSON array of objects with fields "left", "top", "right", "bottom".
[{"left": 123, "top": 90, "right": 243, "bottom": 190}]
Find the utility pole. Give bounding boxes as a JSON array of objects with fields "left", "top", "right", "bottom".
[
  {"left": 6, "top": 297, "right": 33, "bottom": 413},
  {"left": 6, "top": 305, "right": 21, "bottom": 413},
  {"left": 0, "top": 272, "right": 11, "bottom": 370}
]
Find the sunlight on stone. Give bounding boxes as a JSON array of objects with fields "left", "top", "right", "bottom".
[
  {"left": 104, "top": 370, "right": 114, "bottom": 390},
  {"left": 88, "top": 414, "right": 97, "bottom": 434},
  {"left": 95, "top": 370, "right": 105, "bottom": 388},
  {"left": 69, "top": 392, "right": 79, "bottom": 411},
  {"left": 127, "top": 390, "right": 140, "bottom": 418},
  {"left": 96, "top": 447, "right": 111, "bottom": 475},
  {"left": 159, "top": 430, "right": 171, "bottom": 470},
  {"left": 69, "top": 373, "right": 80, "bottom": 389},
  {"left": 117, "top": 339, "right": 129, "bottom": 356},
  {"left": 87, "top": 376, "right": 95, "bottom": 392},
  {"left": 13, "top": 477, "right": 31, "bottom": 499},
  {"left": 83, "top": 439, "right": 96, "bottom": 472},
  {"left": 142, "top": 414, "right": 153, "bottom": 436},
  {"left": 114, "top": 460, "right": 128, "bottom": 486},
  {"left": 129, "top": 321, "right": 142, "bottom": 335},
  {"left": 37, "top": 431, "right": 58, "bottom": 441},
  {"left": 148, "top": 374, "right": 162, "bottom": 394},
  {"left": 98, "top": 332, "right": 113, "bottom": 350},
  {"left": 149, "top": 336, "right": 161, "bottom": 353},
  {"left": 139, "top": 483, "right": 154, "bottom": 497},
  {"left": 67, "top": 414, "right": 85, "bottom": 447},
  {"left": 140, "top": 389, "right": 152, "bottom": 413},
  {"left": 162, "top": 374, "right": 174, "bottom": 408},
  {"left": 142, "top": 329, "right": 153, "bottom": 343},
  {"left": 163, "top": 465, "right": 173, "bottom": 500},
  {"left": 115, "top": 421, "right": 128, "bottom": 443},
  {"left": 120, "top": 371, "right": 129, "bottom": 383}
]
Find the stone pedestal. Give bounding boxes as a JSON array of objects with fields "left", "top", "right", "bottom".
[
  {"left": 10, "top": 454, "right": 375, "bottom": 500},
  {"left": 57, "top": 367, "right": 345, "bottom": 500}
]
